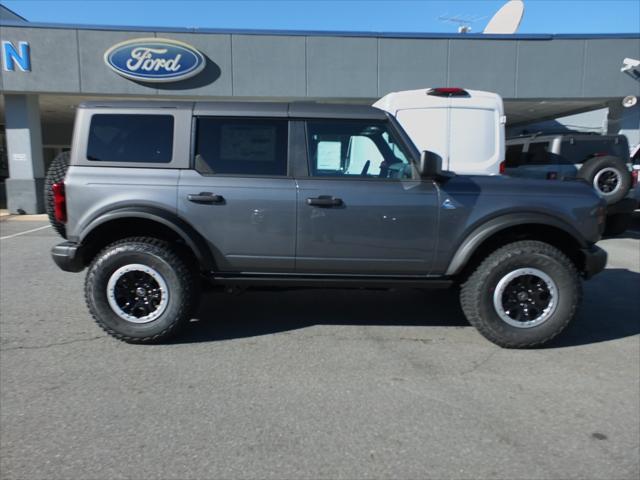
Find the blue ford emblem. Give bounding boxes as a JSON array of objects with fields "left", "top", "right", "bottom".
[{"left": 104, "top": 38, "right": 205, "bottom": 83}]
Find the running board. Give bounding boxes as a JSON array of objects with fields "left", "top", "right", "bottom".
[{"left": 209, "top": 273, "right": 454, "bottom": 289}]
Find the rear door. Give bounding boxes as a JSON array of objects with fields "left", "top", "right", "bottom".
[
  {"left": 295, "top": 118, "right": 439, "bottom": 275},
  {"left": 178, "top": 116, "right": 296, "bottom": 273}
]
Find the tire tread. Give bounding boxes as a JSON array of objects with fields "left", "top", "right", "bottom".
[
  {"left": 44, "top": 151, "right": 70, "bottom": 238},
  {"left": 85, "top": 236, "right": 197, "bottom": 343},
  {"left": 460, "top": 240, "right": 582, "bottom": 348},
  {"left": 577, "top": 155, "right": 631, "bottom": 205}
]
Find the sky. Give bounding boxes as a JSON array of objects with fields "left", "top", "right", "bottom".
[{"left": 1, "top": 0, "right": 639, "bottom": 35}]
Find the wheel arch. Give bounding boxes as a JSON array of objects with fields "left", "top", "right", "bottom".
[
  {"left": 446, "top": 213, "right": 589, "bottom": 278},
  {"left": 77, "top": 207, "right": 216, "bottom": 271}
]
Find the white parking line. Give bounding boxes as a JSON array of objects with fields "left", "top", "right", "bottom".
[{"left": 0, "top": 225, "right": 51, "bottom": 240}]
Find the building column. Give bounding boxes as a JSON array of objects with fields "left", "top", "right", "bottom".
[
  {"left": 4, "top": 94, "right": 45, "bottom": 214},
  {"left": 607, "top": 99, "right": 640, "bottom": 152}
]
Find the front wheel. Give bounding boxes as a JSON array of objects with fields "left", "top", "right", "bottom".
[
  {"left": 460, "top": 241, "right": 582, "bottom": 348},
  {"left": 85, "top": 237, "right": 198, "bottom": 343}
]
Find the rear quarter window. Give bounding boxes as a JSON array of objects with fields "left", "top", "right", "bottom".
[
  {"left": 87, "top": 114, "right": 174, "bottom": 163},
  {"left": 524, "top": 142, "right": 551, "bottom": 165}
]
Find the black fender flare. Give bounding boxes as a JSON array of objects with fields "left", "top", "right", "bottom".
[
  {"left": 445, "top": 212, "right": 588, "bottom": 276},
  {"left": 77, "top": 206, "right": 216, "bottom": 270}
]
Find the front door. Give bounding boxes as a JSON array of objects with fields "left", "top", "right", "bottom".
[
  {"left": 296, "top": 119, "right": 439, "bottom": 275},
  {"left": 178, "top": 117, "right": 296, "bottom": 273}
]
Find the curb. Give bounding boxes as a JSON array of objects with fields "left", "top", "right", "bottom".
[{"left": 0, "top": 213, "right": 49, "bottom": 222}]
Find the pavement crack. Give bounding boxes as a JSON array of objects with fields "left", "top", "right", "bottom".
[
  {"left": 0, "top": 335, "right": 104, "bottom": 352},
  {"left": 460, "top": 349, "right": 499, "bottom": 375}
]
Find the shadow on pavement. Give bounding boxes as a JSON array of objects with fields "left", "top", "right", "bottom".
[
  {"left": 174, "top": 268, "right": 640, "bottom": 348},
  {"left": 545, "top": 268, "right": 640, "bottom": 348},
  {"left": 177, "top": 287, "right": 466, "bottom": 344}
]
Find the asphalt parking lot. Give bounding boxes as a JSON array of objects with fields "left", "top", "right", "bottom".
[{"left": 1, "top": 216, "right": 639, "bottom": 480}]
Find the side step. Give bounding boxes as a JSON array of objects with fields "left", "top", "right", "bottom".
[{"left": 209, "top": 273, "right": 454, "bottom": 289}]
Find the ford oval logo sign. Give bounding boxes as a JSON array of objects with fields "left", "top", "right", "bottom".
[{"left": 104, "top": 38, "right": 205, "bottom": 83}]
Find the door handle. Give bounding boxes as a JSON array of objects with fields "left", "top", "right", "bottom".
[
  {"left": 306, "top": 195, "right": 343, "bottom": 207},
  {"left": 187, "top": 192, "right": 225, "bottom": 204}
]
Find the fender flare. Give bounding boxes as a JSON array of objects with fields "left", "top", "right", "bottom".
[
  {"left": 445, "top": 212, "right": 588, "bottom": 276},
  {"left": 77, "top": 206, "right": 216, "bottom": 270}
]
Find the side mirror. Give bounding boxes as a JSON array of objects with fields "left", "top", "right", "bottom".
[{"left": 419, "top": 150, "right": 442, "bottom": 178}]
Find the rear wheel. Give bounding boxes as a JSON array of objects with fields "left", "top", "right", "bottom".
[
  {"left": 85, "top": 237, "right": 198, "bottom": 343},
  {"left": 44, "top": 151, "right": 70, "bottom": 238},
  {"left": 460, "top": 241, "right": 581, "bottom": 348},
  {"left": 578, "top": 156, "right": 631, "bottom": 205}
]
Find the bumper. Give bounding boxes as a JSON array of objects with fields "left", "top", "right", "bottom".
[
  {"left": 581, "top": 244, "right": 607, "bottom": 279},
  {"left": 51, "top": 241, "right": 84, "bottom": 273}
]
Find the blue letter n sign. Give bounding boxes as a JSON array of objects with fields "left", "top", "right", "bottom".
[{"left": 2, "top": 41, "right": 31, "bottom": 71}]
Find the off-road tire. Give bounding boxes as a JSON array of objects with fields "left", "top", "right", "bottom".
[
  {"left": 44, "top": 151, "right": 70, "bottom": 238},
  {"left": 85, "top": 237, "right": 198, "bottom": 343},
  {"left": 578, "top": 156, "right": 631, "bottom": 205},
  {"left": 460, "top": 240, "right": 582, "bottom": 348}
]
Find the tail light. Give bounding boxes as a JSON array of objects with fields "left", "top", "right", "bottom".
[
  {"left": 427, "top": 87, "right": 469, "bottom": 97},
  {"left": 499, "top": 161, "right": 506, "bottom": 174},
  {"left": 52, "top": 182, "right": 67, "bottom": 223},
  {"left": 631, "top": 168, "right": 638, "bottom": 187}
]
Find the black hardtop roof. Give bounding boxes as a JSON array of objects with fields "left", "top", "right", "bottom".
[{"left": 78, "top": 101, "right": 387, "bottom": 120}]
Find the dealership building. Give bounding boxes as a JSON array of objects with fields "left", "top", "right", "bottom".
[{"left": 1, "top": 5, "right": 639, "bottom": 213}]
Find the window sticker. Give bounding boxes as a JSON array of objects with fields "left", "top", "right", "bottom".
[
  {"left": 317, "top": 141, "right": 342, "bottom": 170},
  {"left": 219, "top": 125, "right": 276, "bottom": 162}
]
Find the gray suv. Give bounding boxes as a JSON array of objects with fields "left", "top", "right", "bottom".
[{"left": 47, "top": 101, "right": 607, "bottom": 348}]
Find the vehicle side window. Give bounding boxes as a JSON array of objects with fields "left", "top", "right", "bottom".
[
  {"left": 306, "top": 120, "right": 412, "bottom": 179},
  {"left": 505, "top": 144, "right": 524, "bottom": 167},
  {"left": 87, "top": 114, "right": 173, "bottom": 163},
  {"left": 194, "top": 118, "right": 288, "bottom": 176},
  {"left": 524, "top": 142, "right": 550, "bottom": 165}
]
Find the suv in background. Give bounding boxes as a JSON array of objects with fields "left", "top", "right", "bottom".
[
  {"left": 46, "top": 101, "right": 607, "bottom": 349},
  {"left": 505, "top": 133, "right": 638, "bottom": 235}
]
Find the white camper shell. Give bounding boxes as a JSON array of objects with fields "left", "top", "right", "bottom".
[{"left": 374, "top": 88, "right": 506, "bottom": 175}]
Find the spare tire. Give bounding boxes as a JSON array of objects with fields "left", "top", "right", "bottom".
[
  {"left": 578, "top": 156, "right": 631, "bottom": 205},
  {"left": 44, "top": 151, "right": 70, "bottom": 238}
]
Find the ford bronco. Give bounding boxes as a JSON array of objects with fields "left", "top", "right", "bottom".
[{"left": 46, "top": 101, "right": 607, "bottom": 348}]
